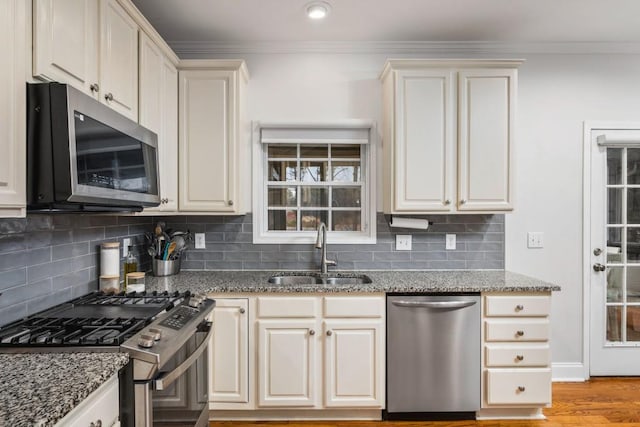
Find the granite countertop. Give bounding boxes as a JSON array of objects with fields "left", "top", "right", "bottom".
[
  {"left": 0, "top": 352, "right": 129, "bottom": 427},
  {"left": 145, "top": 270, "right": 560, "bottom": 294}
]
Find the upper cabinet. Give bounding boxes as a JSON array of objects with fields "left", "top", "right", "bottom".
[
  {"left": 178, "top": 61, "right": 249, "bottom": 213},
  {"left": 381, "top": 60, "right": 521, "bottom": 214},
  {"left": 0, "top": 0, "right": 27, "bottom": 217}
]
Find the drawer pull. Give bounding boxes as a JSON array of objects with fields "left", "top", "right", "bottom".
[
  {"left": 239, "top": 308, "right": 245, "bottom": 314},
  {"left": 309, "top": 329, "right": 315, "bottom": 336},
  {"left": 515, "top": 304, "right": 524, "bottom": 311},
  {"left": 516, "top": 330, "right": 525, "bottom": 337},
  {"left": 516, "top": 355, "right": 524, "bottom": 361},
  {"left": 517, "top": 386, "right": 526, "bottom": 392},
  {"left": 326, "top": 330, "right": 332, "bottom": 336}
]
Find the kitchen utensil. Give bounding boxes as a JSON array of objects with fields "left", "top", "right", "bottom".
[
  {"left": 147, "top": 246, "right": 156, "bottom": 257},
  {"left": 163, "top": 242, "right": 176, "bottom": 260}
]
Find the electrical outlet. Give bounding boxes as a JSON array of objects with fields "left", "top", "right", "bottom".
[
  {"left": 122, "top": 238, "right": 131, "bottom": 256},
  {"left": 195, "top": 233, "right": 206, "bottom": 249},
  {"left": 445, "top": 234, "right": 456, "bottom": 250},
  {"left": 527, "top": 232, "right": 544, "bottom": 248},
  {"left": 396, "top": 235, "right": 412, "bottom": 251}
]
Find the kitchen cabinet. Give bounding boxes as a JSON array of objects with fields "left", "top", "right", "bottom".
[
  {"left": 479, "top": 292, "right": 552, "bottom": 419},
  {"left": 178, "top": 61, "right": 249, "bottom": 213},
  {"left": 139, "top": 32, "right": 179, "bottom": 212},
  {"left": 54, "top": 374, "right": 120, "bottom": 426},
  {"left": 0, "top": 0, "right": 27, "bottom": 218},
  {"left": 380, "top": 60, "right": 520, "bottom": 214}
]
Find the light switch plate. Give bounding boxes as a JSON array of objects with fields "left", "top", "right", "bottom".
[
  {"left": 122, "top": 238, "right": 131, "bottom": 256},
  {"left": 396, "top": 235, "right": 412, "bottom": 251},
  {"left": 445, "top": 234, "right": 456, "bottom": 250},
  {"left": 527, "top": 232, "right": 544, "bottom": 248},
  {"left": 195, "top": 233, "right": 206, "bottom": 249}
]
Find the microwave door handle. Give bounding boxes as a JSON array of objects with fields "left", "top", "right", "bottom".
[
  {"left": 153, "top": 322, "right": 213, "bottom": 391},
  {"left": 391, "top": 300, "right": 477, "bottom": 309}
]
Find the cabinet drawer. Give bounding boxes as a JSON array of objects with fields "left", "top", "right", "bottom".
[
  {"left": 56, "top": 374, "right": 119, "bottom": 426},
  {"left": 485, "top": 344, "right": 550, "bottom": 367},
  {"left": 485, "top": 319, "right": 549, "bottom": 342},
  {"left": 257, "top": 297, "right": 317, "bottom": 318},
  {"left": 485, "top": 295, "right": 550, "bottom": 317},
  {"left": 323, "top": 296, "right": 384, "bottom": 318},
  {"left": 486, "top": 369, "right": 551, "bottom": 405}
]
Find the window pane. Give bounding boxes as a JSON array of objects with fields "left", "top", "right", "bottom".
[
  {"left": 608, "top": 188, "right": 623, "bottom": 225},
  {"left": 607, "top": 148, "right": 623, "bottom": 185},
  {"left": 628, "top": 307, "right": 640, "bottom": 342},
  {"left": 607, "top": 228, "right": 622, "bottom": 263},
  {"left": 300, "top": 145, "right": 328, "bottom": 158},
  {"left": 628, "top": 188, "right": 640, "bottom": 224},
  {"left": 628, "top": 148, "right": 640, "bottom": 185},
  {"left": 300, "top": 187, "right": 328, "bottom": 207},
  {"left": 268, "top": 145, "right": 297, "bottom": 158},
  {"left": 331, "top": 161, "right": 361, "bottom": 182},
  {"left": 628, "top": 228, "right": 640, "bottom": 263},
  {"left": 300, "top": 210, "right": 327, "bottom": 231},
  {"left": 268, "top": 187, "right": 297, "bottom": 207},
  {"left": 268, "top": 210, "right": 297, "bottom": 231},
  {"left": 269, "top": 161, "right": 296, "bottom": 181},
  {"left": 607, "top": 306, "right": 622, "bottom": 342},
  {"left": 331, "top": 145, "right": 360, "bottom": 159},
  {"left": 332, "top": 187, "right": 361, "bottom": 207},
  {"left": 300, "top": 161, "right": 327, "bottom": 182},
  {"left": 627, "top": 267, "right": 640, "bottom": 302},
  {"left": 607, "top": 266, "right": 623, "bottom": 302},
  {"left": 332, "top": 211, "right": 361, "bottom": 231}
]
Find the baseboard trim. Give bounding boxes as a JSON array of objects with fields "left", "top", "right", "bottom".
[
  {"left": 209, "top": 409, "right": 382, "bottom": 421},
  {"left": 552, "top": 362, "right": 587, "bottom": 382},
  {"left": 476, "top": 408, "right": 545, "bottom": 420}
]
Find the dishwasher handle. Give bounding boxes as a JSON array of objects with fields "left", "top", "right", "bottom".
[{"left": 391, "top": 300, "right": 477, "bottom": 309}]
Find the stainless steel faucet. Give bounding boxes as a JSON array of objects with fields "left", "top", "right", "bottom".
[{"left": 315, "top": 222, "right": 337, "bottom": 274}]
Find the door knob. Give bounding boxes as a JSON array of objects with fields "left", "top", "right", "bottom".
[
  {"left": 593, "top": 263, "right": 606, "bottom": 272},
  {"left": 593, "top": 248, "right": 603, "bottom": 256}
]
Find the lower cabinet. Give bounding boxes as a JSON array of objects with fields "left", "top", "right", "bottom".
[{"left": 55, "top": 374, "right": 120, "bottom": 426}]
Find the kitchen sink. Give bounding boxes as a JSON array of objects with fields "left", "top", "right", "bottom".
[{"left": 267, "top": 274, "right": 372, "bottom": 286}]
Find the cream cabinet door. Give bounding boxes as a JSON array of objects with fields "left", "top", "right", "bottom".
[
  {"left": 178, "top": 69, "right": 237, "bottom": 212},
  {"left": 393, "top": 70, "right": 455, "bottom": 212},
  {"left": 257, "top": 319, "right": 318, "bottom": 407},
  {"left": 323, "top": 319, "right": 384, "bottom": 408},
  {"left": 100, "top": 0, "right": 138, "bottom": 120},
  {"left": 458, "top": 68, "right": 516, "bottom": 211},
  {"left": 210, "top": 299, "right": 249, "bottom": 405},
  {"left": 33, "top": 0, "right": 99, "bottom": 98},
  {"left": 0, "top": 0, "right": 26, "bottom": 217}
]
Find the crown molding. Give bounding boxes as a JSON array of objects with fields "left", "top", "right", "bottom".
[{"left": 169, "top": 40, "right": 640, "bottom": 57}]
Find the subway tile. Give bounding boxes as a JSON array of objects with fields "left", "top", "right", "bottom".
[
  {"left": 0, "top": 251, "right": 27, "bottom": 272},
  {"left": 27, "top": 247, "right": 52, "bottom": 266},
  {"left": 391, "top": 261, "right": 428, "bottom": 269},
  {"left": 446, "top": 251, "right": 485, "bottom": 261},
  {"left": 186, "top": 251, "right": 223, "bottom": 261},
  {"left": 26, "top": 215, "right": 53, "bottom": 232},
  {"left": 118, "top": 216, "right": 153, "bottom": 226},
  {"left": 242, "top": 223, "right": 253, "bottom": 233},
  {"left": 186, "top": 215, "right": 223, "bottom": 224},
  {"left": 374, "top": 252, "right": 411, "bottom": 261},
  {"left": 0, "top": 279, "right": 52, "bottom": 309},
  {"left": 51, "top": 230, "right": 74, "bottom": 246},
  {"left": 222, "top": 223, "right": 243, "bottom": 232},
  {"left": 88, "top": 216, "right": 119, "bottom": 227},
  {"left": 205, "top": 243, "right": 243, "bottom": 252},
  {"left": 0, "top": 268, "right": 26, "bottom": 291},
  {"left": 297, "top": 252, "right": 319, "bottom": 262},
  {"left": 105, "top": 226, "right": 130, "bottom": 238},
  {"left": 26, "top": 288, "right": 72, "bottom": 315},
  {"left": 73, "top": 227, "right": 106, "bottom": 243},
  {"left": 353, "top": 261, "right": 392, "bottom": 270},
  {"left": 27, "top": 263, "right": 53, "bottom": 284},
  {"left": 128, "top": 224, "right": 151, "bottom": 236},
  {"left": 181, "top": 260, "right": 205, "bottom": 270},
  {"left": 225, "top": 232, "right": 251, "bottom": 242},
  {"left": 0, "top": 302, "right": 27, "bottom": 326},
  {"left": 410, "top": 251, "right": 447, "bottom": 261},
  {"left": 278, "top": 261, "right": 315, "bottom": 270},
  {"left": 332, "top": 251, "right": 373, "bottom": 262},
  {"left": 243, "top": 261, "right": 279, "bottom": 270},
  {"left": 262, "top": 251, "right": 298, "bottom": 262},
  {"left": 205, "top": 261, "right": 243, "bottom": 270},
  {"left": 467, "top": 260, "right": 504, "bottom": 269},
  {"left": 224, "top": 251, "right": 261, "bottom": 262},
  {"left": 484, "top": 251, "right": 506, "bottom": 261},
  {"left": 427, "top": 260, "right": 467, "bottom": 269},
  {"left": 0, "top": 218, "right": 27, "bottom": 234},
  {"left": 466, "top": 242, "right": 504, "bottom": 251},
  {"left": 0, "top": 234, "right": 27, "bottom": 253},
  {"left": 72, "top": 281, "right": 96, "bottom": 297},
  {"left": 201, "top": 231, "right": 223, "bottom": 242},
  {"left": 52, "top": 242, "right": 90, "bottom": 261},
  {"left": 27, "top": 231, "right": 53, "bottom": 249},
  {"left": 52, "top": 270, "right": 90, "bottom": 291}
]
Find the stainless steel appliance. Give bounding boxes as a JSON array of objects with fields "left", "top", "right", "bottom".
[
  {"left": 0, "top": 291, "right": 215, "bottom": 427},
  {"left": 27, "top": 82, "right": 160, "bottom": 212},
  {"left": 385, "top": 294, "right": 481, "bottom": 420}
]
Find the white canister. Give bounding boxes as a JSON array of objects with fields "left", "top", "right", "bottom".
[{"left": 100, "top": 241, "right": 120, "bottom": 277}]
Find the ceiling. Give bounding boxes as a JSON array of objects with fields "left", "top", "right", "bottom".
[{"left": 132, "top": 0, "right": 640, "bottom": 47}]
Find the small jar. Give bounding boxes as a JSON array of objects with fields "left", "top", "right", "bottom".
[
  {"left": 100, "top": 242, "right": 120, "bottom": 277},
  {"left": 100, "top": 275, "right": 121, "bottom": 294},
  {"left": 126, "top": 272, "right": 146, "bottom": 293}
]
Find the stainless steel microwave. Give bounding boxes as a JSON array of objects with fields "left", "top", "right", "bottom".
[{"left": 27, "top": 83, "right": 160, "bottom": 212}]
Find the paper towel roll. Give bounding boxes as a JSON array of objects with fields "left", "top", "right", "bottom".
[{"left": 389, "top": 216, "right": 430, "bottom": 230}]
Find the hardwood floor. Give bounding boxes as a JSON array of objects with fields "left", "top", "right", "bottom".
[{"left": 211, "top": 378, "right": 640, "bottom": 426}]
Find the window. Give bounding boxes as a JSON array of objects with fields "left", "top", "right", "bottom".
[{"left": 253, "top": 122, "right": 376, "bottom": 244}]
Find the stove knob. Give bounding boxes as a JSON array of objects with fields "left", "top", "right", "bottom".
[
  {"left": 138, "top": 335, "right": 154, "bottom": 348},
  {"left": 188, "top": 297, "right": 204, "bottom": 308},
  {"left": 148, "top": 328, "right": 162, "bottom": 341}
]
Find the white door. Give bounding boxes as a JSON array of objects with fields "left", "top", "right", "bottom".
[{"left": 589, "top": 126, "right": 640, "bottom": 375}]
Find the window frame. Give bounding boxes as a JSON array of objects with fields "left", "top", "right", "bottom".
[{"left": 252, "top": 121, "right": 377, "bottom": 244}]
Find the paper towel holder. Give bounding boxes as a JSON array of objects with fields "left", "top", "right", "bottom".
[{"left": 389, "top": 216, "right": 433, "bottom": 230}]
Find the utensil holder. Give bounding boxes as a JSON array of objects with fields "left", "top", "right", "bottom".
[{"left": 152, "top": 258, "right": 181, "bottom": 277}]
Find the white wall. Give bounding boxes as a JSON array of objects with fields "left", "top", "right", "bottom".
[{"left": 187, "top": 50, "right": 640, "bottom": 373}]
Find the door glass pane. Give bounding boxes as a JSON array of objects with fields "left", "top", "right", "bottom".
[
  {"left": 607, "top": 267, "right": 624, "bottom": 302},
  {"left": 268, "top": 210, "right": 297, "bottom": 231},
  {"left": 608, "top": 188, "right": 623, "bottom": 224},
  {"left": 268, "top": 145, "right": 297, "bottom": 158},
  {"left": 300, "top": 187, "right": 328, "bottom": 207},
  {"left": 269, "top": 161, "right": 296, "bottom": 181},
  {"left": 300, "top": 161, "right": 327, "bottom": 182},
  {"left": 608, "top": 148, "right": 623, "bottom": 185},
  {"left": 300, "top": 210, "right": 328, "bottom": 231},
  {"left": 627, "top": 307, "right": 640, "bottom": 342},
  {"left": 627, "top": 148, "right": 640, "bottom": 184},
  {"left": 627, "top": 228, "right": 640, "bottom": 263},
  {"left": 332, "top": 211, "right": 361, "bottom": 231},
  {"left": 628, "top": 189, "right": 640, "bottom": 224},
  {"left": 268, "top": 187, "right": 296, "bottom": 207},
  {"left": 607, "top": 306, "right": 622, "bottom": 342},
  {"left": 331, "top": 161, "right": 361, "bottom": 182},
  {"left": 332, "top": 187, "right": 361, "bottom": 207},
  {"left": 607, "top": 228, "right": 623, "bottom": 263},
  {"left": 300, "top": 145, "right": 328, "bottom": 158},
  {"left": 331, "top": 145, "right": 360, "bottom": 159},
  {"left": 627, "top": 267, "right": 640, "bottom": 302}
]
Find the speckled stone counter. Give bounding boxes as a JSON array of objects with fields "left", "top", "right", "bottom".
[
  {"left": 0, "top": 352, "right": 129, "bottom": 427},
  {"left": 145, "top": 270, "right": 560, "bottom": 294}
]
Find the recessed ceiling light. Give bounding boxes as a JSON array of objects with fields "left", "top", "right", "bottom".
[{"left": 306, "top": 2, "right": 330, "bottom": 20}]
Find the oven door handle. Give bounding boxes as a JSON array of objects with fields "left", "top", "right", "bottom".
[{"left": 154, "top": 321, "right": 213, "bottom": 391}]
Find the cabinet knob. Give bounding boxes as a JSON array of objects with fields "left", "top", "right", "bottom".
[
  {"left": 90, "top": 83, "right": 100, "bottom": 93},
  {"left": 228, "top": 200, "right": 234, "bottom": 206},
  {"left": 0, "top": 182, "right": 7, "bottom": 187},
  {"left": 459, "top": 199, "right": 467, "bottom": 205},
  {"left": 517, "top": 386, "right": 526, "bottom": 392},
  {"left": 105, "top": 92, "right": 114, "bottom": 101},
  {"left": 515, "top": 304, "right": 524, "bottom": 311},
  {"left": 239, "top": 308, "right": 245, "bottom": 314},
  {"left": 516, "top": 330, "right": 525, "bottom": 337},
  {"left": 326, "top": 330, "right": 332, "bottom": 336},
  {"left": 90, "top": 421, "right": 102, "bottom": 427},
  {"left": 516, "top": 355, "right": 524, "bottom": 361},
  {"left": 444, "top": 199, "right": 451, "bottom": 205},
  {"left": 309, "top": 329, "right": 315, "bottom": 336}
]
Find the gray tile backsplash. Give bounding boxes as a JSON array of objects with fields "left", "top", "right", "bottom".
[{"left": 0, "top": 212, "right": 504, "bottom": 326}]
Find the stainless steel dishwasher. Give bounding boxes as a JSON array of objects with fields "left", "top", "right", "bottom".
[{"left": 385, "top": 294, "right": 481, "bottom": 419}]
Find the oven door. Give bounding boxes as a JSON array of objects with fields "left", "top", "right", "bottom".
[{"left": 151, "top": 322, "right": 212, "bottom": 427}]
